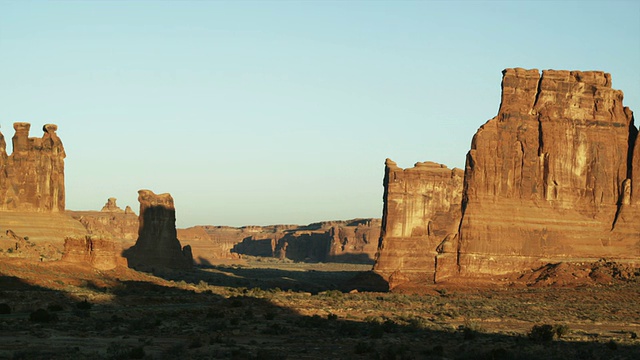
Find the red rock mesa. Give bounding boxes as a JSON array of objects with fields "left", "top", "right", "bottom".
[{"left": 374, "top": 68, "right": 639, "bottom": 286}]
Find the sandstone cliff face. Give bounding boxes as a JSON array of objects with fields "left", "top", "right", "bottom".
[
  {"left": 374, "top": 68, "right": 639, "bottom": 285},
  {"left": 0, "top": 123, "right": 66, "bottom": 212},
  {"left": 459, "top": 68, "right": 638, "bottom": 276},
  {"left": 123, "top": 190, "right": 193, "bottom": 270},
  {"left": 373, "top": 160, "right": 464, "bottom": 285},
  {"left": 62, "top": 236, "right": 126, "bottom": 270},
  {"left": 178, "top": 219, "right": 380, "bottom": 265},
  {"left": 68, "top": 198, "right": 139, "bottom": 243}
]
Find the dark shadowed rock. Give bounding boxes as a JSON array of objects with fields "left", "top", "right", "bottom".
[{"left": 123, "top": 190, "right": 193, "bottom": 270}]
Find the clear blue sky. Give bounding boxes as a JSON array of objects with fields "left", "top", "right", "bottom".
[{"left": 1, "top": 1, "right": 639, "bottom": 227}]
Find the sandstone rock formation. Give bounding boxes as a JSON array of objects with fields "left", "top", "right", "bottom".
[
  {"left": 62, "top": 236, "right": 126, "bottom": 270},
  {"left": 179, "top": 219, "right": 380, "bottom": 265},
  {"left": 374, "top": 68, "right": 640, "bottom": 286},
  {"left": 0, "top": 123, "right": 65, "bottom": 212},
  {"left": 123, "top": 190, "right": 193, "bottom": 270},
  {"left": 373, "top": 160, "right": 464, "bottom": 284},
  {"left": 68, "top": 198, "right": 139, "bottom": 242}
]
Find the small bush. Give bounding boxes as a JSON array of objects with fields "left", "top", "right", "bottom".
[
  {"left": 0, "top": 303, "right": 11, "bottom": 314},
  {"left": 29, "top": 308, "right": 56, "bottom": 323},
  {"left": 264, "top": 311, "right": 276, "bottom": 320},
  {"left": 129, "top": 346, "right": 145, "bottom": 359},
  {"left": 529, "top": 324, "right": 569, "bottom": 342},
  {"left": 354, "top": 341, "right": 374, "bottom": 354},
  {"left": 76, "top": 300, "right": 92, "bottom": 310},
  {"left": 47, "top": 304, "right": 64, "bottom": 312}
]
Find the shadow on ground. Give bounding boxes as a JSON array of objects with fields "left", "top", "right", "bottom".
[{"left": 2, "top": 266, "right": 640, "bottom": 359}]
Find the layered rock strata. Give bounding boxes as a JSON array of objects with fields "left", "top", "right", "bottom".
[
  {"left": 0, "top": 123, "right": 66, "bottom": 212},
  {"left": 123, "top": 190, "right": 193, "bottom": 270},
  {"left": 68, "top": 198, "right": 138, "bottom": 242},
  {"left": 179, "top": 219, "right": 380, "bottom": 265},
  {"left": 62, "top": 236, "right": 126, "bottom": 270},
  {"left": 373, "top": 160, "right": 464, "bottom": 284},
  {"left": 374, "top": 68, "right": 640, "bottom": 285}
]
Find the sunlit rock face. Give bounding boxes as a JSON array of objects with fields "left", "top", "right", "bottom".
[
  {"left": 69, "top": 198, "right": 139, "bottom": 243},
  {"left": 0, "top": 123, "right": 66, "bottom": 212},
  {"left": 62, "top": 236, "right": 126, "bottom": 270},
  {"left": 374, "top": 68, "right": 640, "bottom": 285},
  {"left": 123, "top": 190, "right": 193, "bottom": 270},
  {"left": 373, "top": 159, "right": 464, "bottom": 285}
]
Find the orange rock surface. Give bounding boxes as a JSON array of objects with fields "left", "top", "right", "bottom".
[
  {"left": 62, "top": 236, "right": 126, "bottom": 270},
  {"left": 0, "top": 123, "right": 65, "bottom": 212},
  {"left": 374, "top": 68, "right": 640, "bottom": 286}
]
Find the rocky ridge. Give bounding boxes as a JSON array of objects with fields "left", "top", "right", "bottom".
[{"left": 179, "top": 218, "right": 380, "bottom": 265}]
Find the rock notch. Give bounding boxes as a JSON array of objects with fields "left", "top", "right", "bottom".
[
  {"left": 374, "top": 68, "right": 640, "bottom": 286},
  {"left": 0, "top": 123, "right": 66, "bottom": 212},
  {"left": 123, "top": 190, "right": 193, "bottom": 270}
]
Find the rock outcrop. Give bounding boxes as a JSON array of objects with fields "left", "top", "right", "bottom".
[
  {"left": 374, "top": 68, "right": 640, "bottom": 286},
  {"left": 179, "top": 219, "right": 380, "bottom": 265},
  {"left": 0, "top": 123, "right": 66, "bottom": 212},
  {"left": 373, "top": 160, "right": 464, "bottom": 284},
  {"left": 68, "top": 198, "right": 139, "bottom": 242},
  {"left": 123, "top": 190, "right": 193, "bottom": 270},
  {"left": 62, "top": 236, "right": 126, "bottom": 270}
]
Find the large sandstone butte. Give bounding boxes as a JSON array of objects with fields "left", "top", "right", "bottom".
[
  {"left": 374, "top": 68, "right": 640, "bottom": 285},
  {"left": 0, "top": 123, "right": 65, "bottom": 212},
  {"left": 123, "top": 190, "right": 193, "bottom": 270}
]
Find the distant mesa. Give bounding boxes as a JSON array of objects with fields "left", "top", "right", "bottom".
[
  {"left": 374, "top": 68, "right": 640, "bottom": 288},
  {"left": 178, "top": 218, "right": 381, "bottom": 265},
  {"left": 123, "top": 190, "right": 194, "bottom": 271}
]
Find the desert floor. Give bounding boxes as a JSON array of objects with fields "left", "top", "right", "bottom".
[{"left": 1, "top": 257, "right": 639, "bottom": 359}]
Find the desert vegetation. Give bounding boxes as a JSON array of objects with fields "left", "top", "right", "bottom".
[{"left": 1, "top": 257, "right": 639, "bottom": 359}]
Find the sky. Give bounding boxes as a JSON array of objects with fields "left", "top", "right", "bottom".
[{"left": 0, "top": 1, "right": 639, "bottom": 228}]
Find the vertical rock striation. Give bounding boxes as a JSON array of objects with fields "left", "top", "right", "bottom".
[
  {"left": 374, "top": 68, "right": 639, "bottom": 285},
  {"left": 459, "top": 68, "right": 637, "bottom": 276},
  {"left": 373, "top": 159, "right": 464, "bottom": 285},
  {"left": 0, "top": 123, "right": 66, "bottom": 212},
  {"left": 123, "top": 190, "right": 193, "bottom": 270}
]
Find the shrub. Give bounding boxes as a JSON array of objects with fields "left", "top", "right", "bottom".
[
  {"left": 47, "top": 304, "right": 64, "bottom": 312},
  {"left": 529, "top": 324, "right": 569, "bottom": 342},
  {"left": 0, "top": 303, "right": 11, "bottom": 314},
  {"left": 129, "top": 346, "right": 145, "bottom": 359},
  {"left": 354, "top": 341, "right": 374, "bottom": 354},
  {"left": 29, "top": 308, "right": 56, "bottom": 323},
  {"left": 76, "top": 300, "right": 92, "bottom": 310}
]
